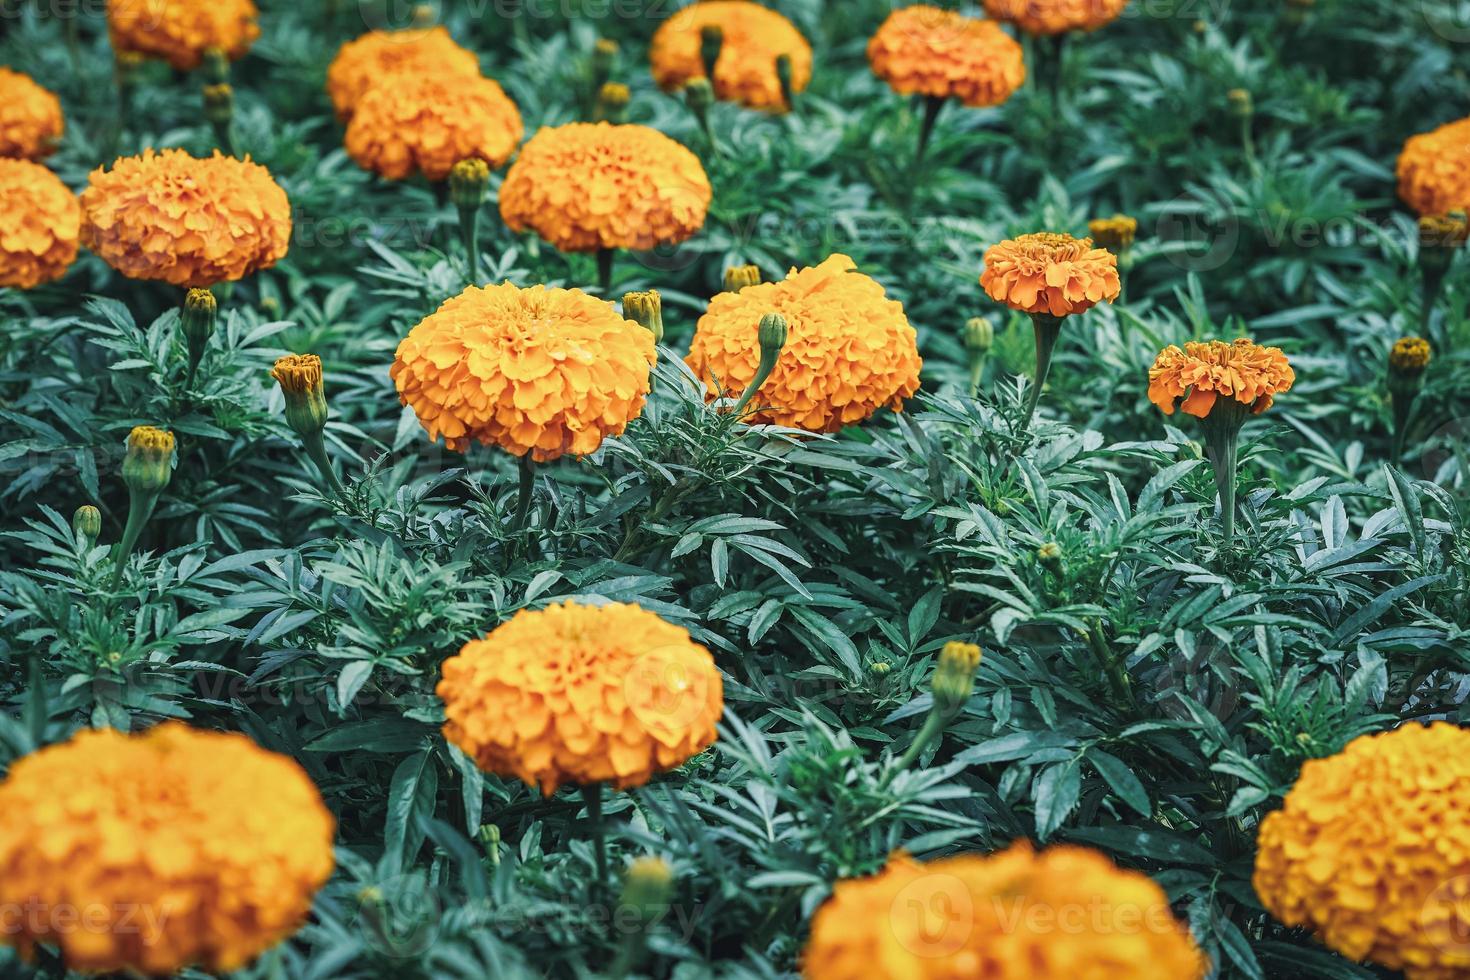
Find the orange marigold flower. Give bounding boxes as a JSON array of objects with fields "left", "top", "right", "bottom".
[
  {"left": 982, "top": 0, "right": 1129, "bottom": 34},
  {"left": 107, "top": 0, "right": 261, "bottom": 71},
  {"left": 804, "top": 842, "right": 1208, "bottom": 980},
  {"left": 0, "top": 67, "right": 64, "bottom": 160},
  {"left": 1398, "top": 117, "right": 1470, "bottom": 217},
  {"left": 0, "top": 722, "right": 334, "bottom": 975},
  {"left": 345, "top": 73, "right": 523, "bottom": 181},
  {"left": 499, "top": 122, "right": 711, "bottom": 254},
  {"left": 649, "top": 0, "right": 812, "bottom": 111},
  {"left": 391, "top": 282, "right": 655, "bottom": 460},
  {"left": 981, "top": 232, "right": 1121, "bottom": 317},
  {"left": 685, "top": 254, "right": 922, "bottom": 432},
  {"left": 1254, "top": 723, "right": 1470, "bottom": 979},
  {"left": 1389, "top": 336, "right": 1432, "bottom": 376},
  {"left": 326, "top": 26, "right": 481, "bottom": 120},
  {"left": 0, "top": 159, "right": 79, "bottom": 289},
  {"left": 80, "top": 148, "right": 291, "bottom": 288},
  {"left": 867, "top": 7, "right": 1026, "bottom": 108},
  {"left": 438, "top": 600, "right": 723, "bottom": 795},
  {"left": 1148, "top": 338, "right": 1294, "bottom": 419}
]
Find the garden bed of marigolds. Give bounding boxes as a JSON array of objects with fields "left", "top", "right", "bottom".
[{"left": 1, "top": 0, "right": 1470, "bottom": 977}]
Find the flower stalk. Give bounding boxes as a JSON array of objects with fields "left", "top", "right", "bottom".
[
  {"left": 582, "top": 782, "right": 608, "bottom": 887},
  {"left": 449, "top": 159, "right": 490, "bottom": 284},
  {"left": 111, "top": 427, "right": 175, "bottom": 588},
  {"left": 685, "top": 78, "right": 718, "bottom": 153},
  {"left": 916, "top": 94, "right": 946, "bottom": 167},
  {"left": 1388, "top": 337, "right": 1432, "bottom": 465},
  {"left": 1199, "top": 398, "right": 1250, "bottom": 549},
  {"left": 609, "top": 858, "right": 674, "bottom": 980},
  {"left": 270, "top": 354, "right": 342, "bottom": 495},
  {"left": 1020, "top": 313, "right": 1065, "bottom": 437},
  {"left": 730, "top": 313, "right": 787, "bottom": 418},
  {"left": 181, "top": 288, "right": 217, "bottom": 387},
  {"left": 203, "top": 82, "right": 235, "bottom": 157}
]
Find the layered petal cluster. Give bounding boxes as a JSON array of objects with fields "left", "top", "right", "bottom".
[
  {"left": 0, "top": 67, "right": 64, "bottom": 160},
  {"left": 1147, "top": 339, "right": 1294, "bottom": 418},
  {"left": 685, "top": 254, "right": 922, "bottom": 432},
  {"left": 346, "top": 73, "right": 523, "bottom": 181},
  {"left": 80, "top": 149, "right": 291, "bottom": 287},
  {"left": 326, "top": 27, "right": 481, "bottom": 120},
  {"left": 1254, "top": 723, "right": 1470, "bottom": 979},
  {"left": 982, "top": 0, "right": 1129, "bottom": 34},
  {"left": 499, "top": 122, "right": 711, "bottom": 253},
  {"left": 1398, "top": 117, "right": 1470, "bottom": 216},
  {"left": 867, "top": 7, "right": 1026, "bottom": 108},
  {"left": 438, "top": 601, "right": 724, "bottom": 794},
  {"left": 0, "top": 159, "right": 79, "bottom": 288},
  {"left": 0, "top": 723, "right": 335, "bottom": 975},
  {"left": 981, "top": 232, "right": 1121, "bottom": 316},
  {"left": 107, "top": 0, "right": 260, "bottom": 71},
  {"left": 391, "top": 282, "right": 655, "bottom": 460},
  {"left": 649, "top": 0, "right": 812, "bottom": 111},
  {"left": 804, "top": 842, "right": 1208, "bottom": 980}
]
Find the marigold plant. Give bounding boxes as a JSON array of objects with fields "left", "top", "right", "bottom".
[
  {"left": 79, "top": 148, "right": 291, "bottom": 287},
  {"left": 649, "top": 0, "right": 812, "bottom": 111},
  {"left": 867, "top": 7, "right": 1026, "bottom": 107},
  {"left": 107, "top": 0, "right": 261, "bottom": 71},
  {"left": 0, "top": 67, "right": 63, "bottom": 160},
  {"left": 499, "top": 122, "right": 711, "bottom": 254},
  {"left": 1147, "top": 338, "right": 1295, "bottom": 419},
  {"left": 345, "top": 73, "right": 524, "bottom": 181},
  {"left": 982, "top": 0, "right": 1130, "bottom": 34},
  {"left": 1397, "top": 116, "right": 1470, "bottom": 217},
  {"left": 0, "top": 722, "right": 335, "bottom": 975},
  {"left": 391, "top": 282, "right": 656, "bottom": 460},
  {"left": 981, "top": 232, "right": 1121, "bottom": 317},
  {"left": 803, "top": 842, "right": 1208, "bottom": 979},
  {"left": 0, "top": 159, "right": 79, "bottom": 289},
  {"left": 1254, "top": 723, "right": 1470, "bottom": 979},
  {"left": 685, "top": 253, "right": 922, "bottom": 432},
  {"left": 438, "top": 600, "right": 723, "bottom": 794},
  {"left": 326, "top": 26, "right": 481, "bottom": 120}
]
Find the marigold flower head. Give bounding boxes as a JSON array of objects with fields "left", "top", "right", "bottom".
[
  {"left": 0, "top": 67, "right": 64, "bottom": 160},
  {"left": 391, "top": 282, "right": 656, "bottom": 461},
  {"left": 122, "top": 425, "right": 175, "bottom": 494},
  {"left": 1398, "top": 117, "right": 1470, "bottom": 217},
  {"left": 499, "top": 122, "right": 710, "bottom": 254},
  {"left": 1147, "top": 338, "right": 1294, "bottom": 419},
  {"left": 981, "top": 232, "right": 1121, "bottom": 317},
  {"left": 982, "top": 0, "right": 1130, "bottom": 34},
  {"left": 1389, "top": 336, "right": 1432, "bottom": 376},
  {"left": 438, "top": 601, "right": 724, "bottom": 795},
  {"left": 1254, "top": 723, "right": 1470, "bottom": 978},
  {"left": 867, "top": 7, "right": 1026, "bottom": 108},
  {"left": 80, "top": 149, "right": 290, "bottom": 288},
  {"left": 107, "top": 0, "right": 261, "bottom": 71},
  {"left": 0, "top": 722, "right": 335, "bottom": 974},
  {"left": 685, "top": 254, "right": 922, "bottom": 432},
  {"left": 650, "top": 0, "right": 812, "bottom": 111},
  {"left": 326, "top": 26, "right": 481, "bottom": 120},
  {"left": 346, "top": 73, "right": 523, "bottom": 182},
  {"left": 0, "top": 159, "right": 79, "bottom": 289},
  {"left": 1088, "top": 214, "right": 1138, "bottom": 251},
  {"left": 804, "top": 842, "right": 1208, "bottom": 980}
]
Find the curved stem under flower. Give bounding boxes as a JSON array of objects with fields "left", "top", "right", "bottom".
[{"left": 1019, "top": 313, "right": 1065, "bottom": 438}]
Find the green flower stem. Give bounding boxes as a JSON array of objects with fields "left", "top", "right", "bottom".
[
  {"left": 1200, "top": 400, "right": 1249, "bottom": 550},
  {"left": 512, "top": 453, "right": 535, "bottom": 535},
  {"left": 300, "top": 429, "right": 344, "bottom": 495},
  {"left": 211, "top": 119, "right": 235, "bottom": 158},
  {"left": 109, "top": 491, "right": 160, "bottom": 589},
  {"left": 1391, "top": 390, "right": 1417, "bottom": 466},
  {"left": 1019, "top": 313, "right": 1065, "bottom": 438},
  {"left": 730, "top": 346, "right": 781, "bottom": 419},
  {"left": 916, "top": 94, "right": 946, "bottom": 167},
  {"left": 1042, "top": 33, "right": 1067, "bottom": 113},
  {"left": 968, "top": 352, "right": 987, "bottom": 398},
  {"left": 1240, "top": 114, "right": 1258, "bottom": 175},
  {"left": 582, "top": 783, "right": 608, "bottom": 887},
  {"left": 597, "top": 248, "right": 614, "bottom": 295},
  {"left": 1422, "top": 264, "right": 1449, "bottom": 340},
  {"left": 1088, "top": 619, "right": 1132, "bottom": 705},
  {"left": 894, "top": 708, "right": 947, "bottom": 773},
  {"left": 458, "top": 201, "right": 481, "bottom": 285}
]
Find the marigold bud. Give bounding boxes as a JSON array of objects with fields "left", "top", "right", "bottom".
[
  {"left": 594, "top": 37, "right": 619, "bottom": 70},
  {"left": 758, "top": 312, "right": 788, "bottom": 354},
  {"left": 181, "top": 288, "right": 217, "bottom": 381},
  {"left": 1038, "top": 541, "right": 1063, "bottom": 573},
  {"left": 271, "top": 354, "right": 328, "bottom": 436},
  {"left": 203, "top": 83, "right": 234, "bottom": 125},
  {"left": 619, "top": 856, "right": 674, "bottom": 925},
  {"left": 1087, "top": 214, "right": 1138, "bottom": 252},
  {"left": 963, "top": 317, "right": 993, "bottom": 354},
  {"left": 1388, "top": 337, "right": 1432, "bottom": 399},
  {"left": 73, "top": 504, "right": 101, "bottom": 545},
  {"left": 122, "top": 426, "right": 175, "bottom": 496},
  {"left": 1227, "top": 88, "right": 1253, "bottom": 119},
  {"left": 622, "top": 290, "right": 664, "bottom": 344},
  {"left": 723, "top": 264, "right": 761, "bottom": 292},
  {"left": 449, "top": 158, "right": 490, "bottom": 210},
  {"left": 685, "top": 77, "right": 715, "bottom": 112},
  {"left": 869, "top": 660, "right": 892, "bottom": 676},
  {"left": 931, "top": 641, "right": 981, "bottom": 717},
  {"left": 1419, "top": 213, "right": 1469, "bottom": 251},
  {"left": 412, "top": 4, "right": 435, "bottom": 27},
  {"left": 596, "top": 82, "right": 630, "bottom": 123}
]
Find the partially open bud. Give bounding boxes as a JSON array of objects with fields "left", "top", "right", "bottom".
[
  {"left": 963, "top": 317, "right": 993, "bottom": 355},
  {"left": 619, "top": 856, "right": 674, "bottom": 926},
  {"left": 1038, "top": 541, "right": 1064, "bottom": 574},
  {"left": 478, "top": 823, "right": 502, "bottom": 865},
  {"left": 181, "top": 288, "right": 217, "bottom": 383},
  {"left": 1388, "top": 337, "right": 1432, "bottom": 394},
  {"left": 931, "top": 641, "right": 981, "bottom": 719},
  {"left": 122, "top": 426, "right": 175, "bottom": 497},
  {"left": 622, "top": 290, "right": 664, "bottom": 344},
  {"left": 723, "top": 265, "right": 761, "bottom": 292},
  {"left": 758, "top": 312, "right": 788, "bottom": 355},
  {"left": 699, "top": 25, "right": 723, "bottom": 82},
  {"left": 595, "top": 82, "right": 630, "bottom": 124},
  {"left": 1087, "top": 215, "right": 1138, "bottom": 253},
  {"left": 271, "top": 354, "right": 328, "bottom": 437},
  {"left": 73, "top": 504, "right": 102, "bottom": 546},
  {"left": 1227, "top": 88, "right": 1253, "bottom": 119},
  {"left": 203, "top": 83, "right": 233, "bottom": 125},
  {"left": 449, "top": 158, "right": 490, "bottom": 210}
]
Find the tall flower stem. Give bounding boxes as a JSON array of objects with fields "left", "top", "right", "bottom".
[
  {"left": 915, "top": 95, "right": 946, "bottom": 167},
  {"left": 109, "top": 491, "right": 159, "bottom": 589},
  {"left": 1042, "top": 33, "right": 1067, "bottom": 114},
  {"left": 597, "top": 248, "right": 614, "bottom": 294},
  {"left": 730, "top": 314, "right": 788, "bottom": 419},
  {"left": 1200, "top": 400, "right": 1249, "bottom": 550},
  {"left": 895, "top": 711, "right": 946, "bottom": 772},
  {"left": 1019, "top": 313, "right": 1065, "bottom": 438},
  {"left": 458, "top": 204, "right": 481, "bottom": 284},
  {"left": 300, "top": 430, "right": 344, "bottom": 495},
  {"left": 582, "top": 783, "right": 608, "bottom": 887},
  {"left": 512, "top": 454, "right": 535, "bottom": 534}
]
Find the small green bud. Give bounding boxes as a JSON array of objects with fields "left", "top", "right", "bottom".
[
  {"left": 618, "top": 856, "right": 674, "bottom": 927},
  {"left": 622, "top": 290, "right": 664, "bottom": 344},
  {"left": 181, "top": 288, "right": 217, "bottom": 381},
  {"left": 203, "top": 83, "right": 234, "bottom": 126},
  {"left": 869, "top": 660, "right": 892, "bottom": 676},
  {"left": 411, "top": 3, "right": 435, "bottom": 28},
  {"left": 449, "top": 158, "right": 490, "bottom": 210},
  {"left": 73, "top": 504, "right": 102, "bottom": 545},
  {"left": 723, "top": 264, "right": 761, "bottom": 292},
  {"left": 758, "top": 312, "right": 788, "bottom": 355},
  {"left": 595, "top": 81, "right": 630, "bottom": 124},
  {"left": 963, "top": 317, "right": 993, "bottom": 354},
  {"left": 685, "top": 77, "right": 714, "bottom": 113},
  {"left": 271, "top": 354, "right": 329, "bottom": 437},
  {"left": 122, "top": 427, "right": 175, "bottom": 497},
  {"left": 699, "top": 25, "right": 723, "bottom": 83},
  {"left": 1037, "top": 541, "right": 1064, "bottom": 574},
  {"left": 931, "top": 641, "right": 981, "bottom": 718},
  {"left": 1227, "top": 88, "right": 1253, "bottom": 119}
]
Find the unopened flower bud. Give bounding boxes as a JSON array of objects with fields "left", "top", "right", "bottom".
[
  {"left": 411, "top": 3, "right": 435, "bottom": 28},
  {"left": 73, "top": 504, "right": 102, "bottom": 545},
  {"left": 723, "top": 265, "right": 761, "bottom": 292},
  {"left": 122, "top": 426, "right": 175, "bottom": 496},
  {"left": 596, "top": 82, "right": 630, "bottom": 123},
  {"left": 685, "top": 77, "right": 714, "bottom": 113},
  {"left": 963, "top": 317, "right": 993, "bottom": 354},
  {"left": 758, "top": 312, "right": 788, "bottom": 355},
  {"left": 271, "top": 354, "right": 328, "bottom": 437},
  {"left": 1388, "top": 337, "right": 1432, "bottom": 397},
  {"left": 931, "top": 641, "right": 981, "bottom": 718},
  {"left": 700, "top": 25, "right": 723, "bottom": 81},
  {"left": 449, "top": 158, "right": 490, "bottom": 210},
  {"left": 869, "top": 660, "right": 892, "bottom": 676},
  {"left": 1087, "top": 214, "right": 1138, "bottom": 252},
  {"left": 478, "top": 823, "right": 502, "bottom": 864},
  {"left": 1227, "top": 88, "right": 1253, "bottom": 119},
  {"left": 622, "top": 290, "right": 664, "bottom": 344},
  {"left": 619, "top": 856, "right": 674, "bottom": 926},
  {"left": 203, "top": 83, "right": 233, "bottom": 125},
  {"left": 1038, "top": 541, "right": 1064, "bottom": 574},
  {"left": 181, "top": 288, "right": 217, "bottom": 382}
]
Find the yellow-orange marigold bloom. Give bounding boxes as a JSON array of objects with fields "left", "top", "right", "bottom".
[
  {"left": 0, "top": 722, "right": 334, "bottom": 975},
  {"left": 499, "top": 122, "right": 710, "bottom": 254},
  {"left": 981, "top": 232, "right": 1121, "bottom": 317},
  {"left": 391, "top": 282, "right": 655, "bottom": 460},
  {"left": 1148, "top": 338, "right": 1294, "bottom": 419},
  {"left": 867, "top": 7, "right": 1026, "bottom": 108},
  {"left": 107, "top": 0, "right": 261, "bottom": 71},
  {"left": 80, "top": 148, "right": 291, "bottom": 288},
  {"left": 326, "top": 27, "right": 481, "bottom": 120},
  {"left": 804, "top": 842, "right": 1208, "bottom": 980},
  {"left": 1398, "top": 117, "right": 1470, "bottom": 217},
  {"left": 649, "top": 0, "right": 812, "bottom": 111},
  {"left": 1088, "top": 214, "right": 1138, "bottom": 251},
  {"left": 685, "top": 254, "right": 922, "bottom": 432},
  {"left": 1390, "top": 336, "right": 1433, "bottom": 375},
  {"left": 438, "top": 601, "right": 723, "bottom": 795},
  {"left": 1254, "top": 723, "right": 1470, "bottom": 979},
  {"left": 0, "top": 159, "right": 79, "bottom": 289},
  {"left": 0, "top": 67, "right": 63, "bottom": 160},
  {"left": 345, "top": 74, "right": 523, "bottom": 181},
  {"left": 982, "top": 0, "right": 1129, "bottom": 34}
]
